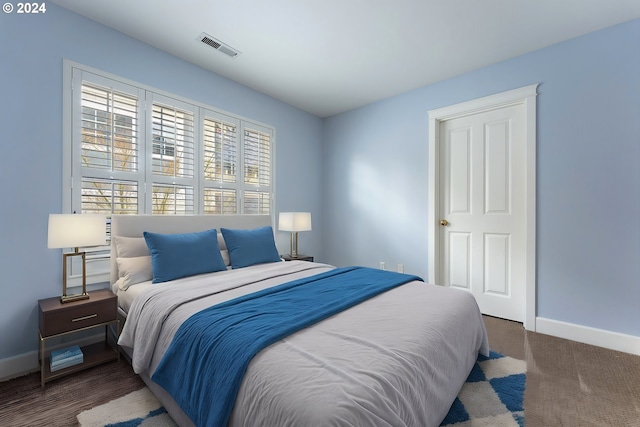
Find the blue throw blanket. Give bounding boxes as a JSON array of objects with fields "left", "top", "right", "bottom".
[{"left": 151, "top": 266, "right": 423, "bottom": 427}]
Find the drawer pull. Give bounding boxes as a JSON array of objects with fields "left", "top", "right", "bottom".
[{"left": 72, "top": 314, "right": 98, "bottom": 322}]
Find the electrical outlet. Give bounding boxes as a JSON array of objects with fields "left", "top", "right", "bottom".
[
  {"left": 397, "top": 264, "right": 404, "bottom": 273},
  {"left": 379, "top": 261, "right": 386, "bottom": 270}
]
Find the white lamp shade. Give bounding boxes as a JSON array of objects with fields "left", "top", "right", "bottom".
[
  {"left": 279, "top": 212, "right": 312, "bottom": 232},
  {"left": 48, "top": 214, "right": 107, "bottom": 248}
]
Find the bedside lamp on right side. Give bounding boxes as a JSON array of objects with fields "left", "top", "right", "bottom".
[{"left": 278, "top": 212, "right": 312, "bottom": 259}]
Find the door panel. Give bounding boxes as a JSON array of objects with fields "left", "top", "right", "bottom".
[
  {"left": 484, "top": 120, "right": 510, "bottom": 214},
  {"left": 448, "top": 232, "right": 471, "bottom": 289},
  {"left": 448, "top": 127, "right": 471, "bottom": 214},
  {"left": 439, "top": 105, "right": 525, "bottom": 322},
  {"left": 484, "top": 233, "right": 509, "bottom": 295}
]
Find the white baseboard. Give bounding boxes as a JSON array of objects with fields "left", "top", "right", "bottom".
[
  {"left": 0, "top": 333, "right": 106, "bottom": 382},
  {"left": 0, "top": 350, "right": 39, "bottom": 382},
  {"left": 536, "top": 317, "right": 640, "bottom": 356}
]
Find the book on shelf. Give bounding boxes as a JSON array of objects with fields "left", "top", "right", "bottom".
[
  {"left": 50, "top": 345, "right": 84, "bottom": 371},
  {"left": 51, "top": 355, "right": 83, "bottom": 372}
]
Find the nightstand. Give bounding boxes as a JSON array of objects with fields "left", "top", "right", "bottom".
[
  {"left": 281, "top": 255, "right": 314, "bottom": 262},
  {"left": 38, "top": 289, "right": 119, "bottom": 387}
]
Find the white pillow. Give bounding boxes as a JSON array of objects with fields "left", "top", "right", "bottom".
[
  {"left": 114, "top": 236, "right": 149, "bottom": 258},
  {"left": 116, "top": 256, "right": 153, "bottom": 291},
  {"left": 218, "top": 232, "right": 230, "bottom": 266}
]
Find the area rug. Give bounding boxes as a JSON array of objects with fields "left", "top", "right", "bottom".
[
  {"left": 77, "top": 351, "right": 525, "bottom": 427},
  {"left": 440, "top": 351, "right": 526, "bottom": 427}
]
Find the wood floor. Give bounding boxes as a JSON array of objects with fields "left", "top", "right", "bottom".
[{"left": 0, "top": 316, "right": 638, "bottom": 426}]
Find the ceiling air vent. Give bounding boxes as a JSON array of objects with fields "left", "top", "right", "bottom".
[{"left": 198, "top": 33, "right": 241, "bottom": 59}]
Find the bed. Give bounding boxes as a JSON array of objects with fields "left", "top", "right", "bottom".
[{"left": 112, "top": 214, "right": 489, "bottom": 427}]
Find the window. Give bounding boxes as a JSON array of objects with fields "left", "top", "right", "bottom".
[
  {"left": 64, "top": 62, "right": 275, "bottom": 283},
  {"left": 70, "top": 72, "right": 145, "bottom": 222},
  {"left": 67, "top": 65, "right": 274, "bottom": 218}
]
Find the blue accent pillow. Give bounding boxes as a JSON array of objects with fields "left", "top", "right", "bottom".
[
  {"left": 143, "top": 229, "right": 227, "bottom": 283},
  {"left": 220, "top": 226, "right": 281, "bottom": 269}
]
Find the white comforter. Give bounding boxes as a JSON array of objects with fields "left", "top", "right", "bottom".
[{"left": 119, "top": 261, "right": 489, "bottom": 427}]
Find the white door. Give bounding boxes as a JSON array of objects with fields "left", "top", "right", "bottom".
[{"left": 438, "top": 104, "right": 526, "bottom": 322}]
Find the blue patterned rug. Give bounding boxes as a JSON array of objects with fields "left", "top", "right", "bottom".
[
  {"left": 77, "top": 351, "right": 525, "bottom": 427},
  {"left": 440, "top": 351, "right": 526, "bottom": 426}
]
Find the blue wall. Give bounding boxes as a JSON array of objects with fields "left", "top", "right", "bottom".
[
  {"left": 0, "top": 4, "right": 323, "bottom": 360},
  {"left": 323, "top": 19, "right": 640, "bottom": 336}
]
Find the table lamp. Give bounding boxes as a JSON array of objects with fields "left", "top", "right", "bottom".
[
  {"left": 48, "top": 214, "right": 106, "bottom": 303},
  {"left": 278, "top": 212, "right": 312, "bottom": 258}
]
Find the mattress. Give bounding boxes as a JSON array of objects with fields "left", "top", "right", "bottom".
[
  {"left": 118, "top": 260, "right": 489, "bottom": 427},
  {"left": 113, "top": 280, "right": 151, "bottom": 315}
]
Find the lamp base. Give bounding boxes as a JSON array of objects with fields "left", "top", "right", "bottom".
[
  {"left": 60, "top": 293, "right": 90, "bottom": 304},
  {"left": 60, "top": 250, "right": 89, "bottom": 304}
]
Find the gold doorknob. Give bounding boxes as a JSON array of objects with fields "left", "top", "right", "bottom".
[{"left": 440, "top": 219, "right": 449, "bottom": 226}]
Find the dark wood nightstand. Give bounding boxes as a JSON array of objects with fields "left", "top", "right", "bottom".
[
  {"left": 281, "top": 255, "right": 314, "bottom": 262},
  {"left": 38, "top": 289, "right": 119, "bottom": 387}
]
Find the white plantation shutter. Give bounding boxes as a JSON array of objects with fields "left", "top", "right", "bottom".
[
  {"left": 148, "top": 94, "right": 197, "bottom": 215},
  {"left": 242, "top": 124, "right": 272, "bottom": 214},
  {"left": 204, "top": 189, "right": 237, "bottom": 214},
  {"left": 81, "top": 178, "right": 138, "bottom": 215},
  {"left": 151, "top": 103, "right": 195, "bottom": 179},
  {"left": 203, "top": 111, "right": 239, "bottom": 214},
  {"left": 70, "top": 68, "right": 274, "bottom": 220},
  {"left": 243, "top": 190, "right": 270, "bottom": 214},
  {"left": 152, "top": 183, "right": 195, "bottom": 214},
  {"left": 203, "top": 115, "right": 237, "bottom": 183},
  {"left": 77, "top": 78, "right": 143, "bottom": 215},
  {"left": 243, "top": 127, "right": 271, "bottom": 187},
  {"left": 81, "top": 84, "right": 138, "bottom": 173}
]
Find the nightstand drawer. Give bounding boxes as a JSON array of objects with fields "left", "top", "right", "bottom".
[{"left": 39, "top": 290, "right": 117, "bottom": 337}]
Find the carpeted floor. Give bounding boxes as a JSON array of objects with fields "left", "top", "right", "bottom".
[
  {"left": 1, "top": 315, "right": 639, "bottom": 426},
  {"left": 483, "top": 316, "right": 640, "bottom": 426}
]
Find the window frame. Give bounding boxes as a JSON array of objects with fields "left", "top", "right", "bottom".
[{"left": 62, "top": 60, "right": 276, "bottom": 285}]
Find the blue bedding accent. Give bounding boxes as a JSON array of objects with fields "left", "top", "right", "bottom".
[
  {"left": 151, "top": 266, "right": 423, "bottom": 427},
  {"left": 220, "top": 226, "right": 281, "bottom": 268},
  {"left": 143, "top": 229, "right": 226, "bottom": 283}
]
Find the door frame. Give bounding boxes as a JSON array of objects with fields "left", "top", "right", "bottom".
[{"left": 427, "top": 84, "right": 538, "bottom": 331}]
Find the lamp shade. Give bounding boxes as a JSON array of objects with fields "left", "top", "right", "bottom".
[
  {"left": 48, "top": 214, "right": 107, "bottom": 249},
  {"left": 278, "top": 212, "right": 312, "bottom": 232}
]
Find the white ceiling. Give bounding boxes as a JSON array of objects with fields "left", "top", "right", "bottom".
[{"left": 51, "top": 0, "right": 640, "bottom": 117}]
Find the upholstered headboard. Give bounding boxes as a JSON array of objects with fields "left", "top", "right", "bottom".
[{"left": 110, "top": 214, "right": 272, "bottom": 285}]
